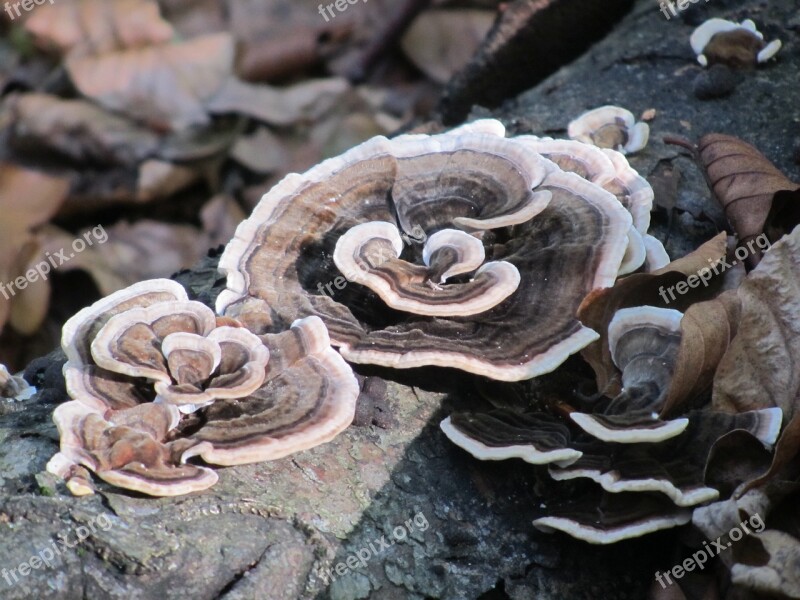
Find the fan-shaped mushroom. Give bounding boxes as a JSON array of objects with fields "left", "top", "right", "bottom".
[
  {"left": 517, "top": 136, "right": 659, "bottom": 275},
  {"left": 567, "top": 106, "right": 650, "bottom": 155},
  {"left": 217, "top": 121, "right": 632, "bottom": 381},
  {"left": 48, "top": 278, "right": 358, "bottom": 496},
  {"left": 569, "top": 306, "right": 688, "bottom": 443}
]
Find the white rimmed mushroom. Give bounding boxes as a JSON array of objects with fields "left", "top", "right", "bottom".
[
  {"left": 333, "top": 222, "right": 521, "bottom": 317},
  {"left": 571, "top": 306, "right": 687, "bottom": 443},
  {"left": 568, "top": 106, "right": 650, "bottom": 155},
  {"left": 217, "top": 121, "right": 632, "bottom": 382},
  {"left": 49, "top": 279, "right": 359, "bottom": 497},
  {"left": 690, "top": 18, "right": 782, "bottom": 67},
  {"left": 440, "top": 415, "right": 582, "bottom": 467}
]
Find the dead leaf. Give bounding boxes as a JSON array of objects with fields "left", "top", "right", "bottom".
[
  {"left": 136, "top": 160, "right": 200, "bottom": 202},
  {"left": 401, "top": 10, "right": 495, "bottom": 85},
  {"left": 578, "top": 233, "right": 729, "bottom": 396},
  {"left": 712, "top": 227, "right": 800, "bottom": 490},
  {"left": 25, "top": 0, "right": 174, "bottom": 57},
  {"left": 66, "top": 33, "right": 235, "bottom": 131},
  {"left": 199, "top": 195, "right": 246, "bottom": 249},
  {"left": 661, "top": 290, "right": 741, "bottom": 416},
  {"left": 713, "top": 225, "right": 800, "bottom": 416},
  {"left": 697, "top": 134, "right": 800, "bottom": 267},
  {"left": 0, "top": 163, "right": 70, "bottom": 334},
  {"left": 230, "top": 128, "right": 287, "bottom": 174},
  {"left": 730, "top": 530, "right": 800, "bottom": 597},
  {"left": 43, "top": 196, "right": 242, "bottom": 296},
  {"left": 206, "top": 77, "right": 351, "bottom": 126},
  {"left": 8, "top": 93, "right": 160, "bottom": 166}
]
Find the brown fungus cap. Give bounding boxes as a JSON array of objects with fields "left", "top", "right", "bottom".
[
  {"left": 47, "top": 401, "right": 218, "bottom": 497},
  {"left": 517, "top": 136, "right": 659, "bottom": 275},
  {"left": 570, "top": 306, "right": 689, "bottom": 443},
  {"left": 567, "top": 106, "right": 650, "bottom": 155},
  {"left": 690, "top": 18, "right": 782, "bottom": 68},
  {"left": 217, "top": 121, "right": 632, "bottom": 381},
  {"left": 48, "top": 279, "right": 358, "bottom": 496}
]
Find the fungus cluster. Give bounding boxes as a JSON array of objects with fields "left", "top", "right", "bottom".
[
  {"left": 216, "top": 118, "right": 668, "bottom": 382},
  {"left": 442, "top": 304, "right": 782, "bottom": 543},
  {"left": 46, "top": 279, "right": 358, "bottom": 496},
  {"left": 567, "top": 106, "right": 650, "bottom": 155}
]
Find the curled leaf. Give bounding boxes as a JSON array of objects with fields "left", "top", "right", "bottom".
[
  {"left": 0, "top": 163, "right": 70, "bottom": 334},
  {"left": 713, "top": 226, "right": 800, "bottom": 489},
  {"left": 661, "top": 290, "right": 741, "bottom": 416},
  {"left": 697, "top": 134, "right": 800, "bottom": 267}
]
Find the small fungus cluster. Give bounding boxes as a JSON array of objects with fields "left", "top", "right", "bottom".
[{"left": 47, "top": 279, "right": 358, "bottom": 496}]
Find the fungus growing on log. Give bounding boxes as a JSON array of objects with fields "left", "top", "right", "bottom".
[
  {"left": 569, "top": 306, "right": 688, "bottom": 443},
  {"left": 567, "top": 106, "right": 650, "bottom": 155},
  {"left": 440, "top": 294, "right": 780, "bottom": 543},
  {"left": 690, "top": 18, "right": 782, "bottom": 68},
  {"left": 517, "top": 136, "right": 662, "bottom": 275},
  {"left": 217, "top": 120, "right": 632, "bottom": 381},
  {"left": 47, "top": 279, "right": 358, "bottom": 496}
]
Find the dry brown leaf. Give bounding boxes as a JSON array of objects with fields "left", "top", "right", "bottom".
[
  {"left": 44, "top": 196, "right": 242, "bottom": 295},
  {"left": 230, "top": 128, "right": 287, "bottom": 174},
  {"left": 712, "top": 227, "right": 800, "bottom": 490},
  {"left": 697, "top": 134, "right": 800, "bottom": 267},
  {"left": 8, "top": 93, "right": 160, "bottom": 166},
  {"left": 0, "top": 163, "right": 70, "bottom": 334},
  {"left": 66, "top": 33, "right": 235, "bottom": 131},
  {"left": 136, "top": 160, "right": 200, "bottom": 202},
  {"left": 713, "top": 225, "right": 800, "bottom": 417},
  {"left": 205, "top": 77, "right": 350, "bottom": 127},
  {"left": 25, "top": 0, "right": 174, "bottom": 57},
  {"left": 661, "top": 290, "right": 741, "bottom": 416},
  {"left": 578, "top": 233, "right": 729, "bottom": 396},
  {"left": 401, "top": 10, "right": 495, "bottom": 85},
  {"left": 747, "top": 410, "right": 800, "bottom": 489},
  {"left": 7, "top": 240, "right": 50, "bottom": 335}
]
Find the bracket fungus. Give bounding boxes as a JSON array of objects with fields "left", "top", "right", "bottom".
[
  {"left": 47, "top": 278, "right": 358, "bottom": 496},
  {"left": 217, "top": 120, "right": 636, "bottom": 381},
  {"left": 567, "top": 106, "right": 650, "bottom": 155},
  {"left": 691, "top": 18, "right": 782, "bottom": 68},
  {"left": 569, "top": 306, "right": 689, "bottom": 443},
  {"left": 439, "top": 294, "right": 781, "bottom": 543},
  {"left": 517, "top": 136, "right": 662, "bottom": 275}
]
